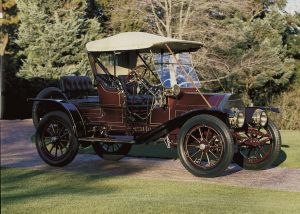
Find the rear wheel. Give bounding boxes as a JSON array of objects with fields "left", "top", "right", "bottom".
[
  {"left": 234, "top": 120, "right": 281, "bottom": 170},
  {"left": 35, "top": 111, "right": 79, "bottom": 166},
  {"left": 177, "top": 115, "right": 234, "bottom": 177},
  {"left": 92, "top": 142, "right": 132, "bottom": 161}
]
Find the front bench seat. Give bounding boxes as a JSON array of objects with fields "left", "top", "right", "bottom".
[
  {"left": 59, "top": 76, "right": 99, "bottom": 105},
  {"left": 118, "top": 75, "right": 154, "bottom": 106}
]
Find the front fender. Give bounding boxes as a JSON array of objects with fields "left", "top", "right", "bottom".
[
  {"left": 246, "top": 106, "right": 280, "bottom": 113},
  {"left": 29, "top": 98, "right": 86, "bottom": 137},
  {"left": 135, "top": 108, "right": 228, "bottom": 144}
]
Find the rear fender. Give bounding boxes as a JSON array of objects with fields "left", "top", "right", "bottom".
[{"left": 30, "top": 99, "right": 86, "bottom": 137}]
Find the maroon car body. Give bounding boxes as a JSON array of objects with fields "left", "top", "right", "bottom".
[{"left": 31, "top": 32, "right": 282, "bottom": 177}]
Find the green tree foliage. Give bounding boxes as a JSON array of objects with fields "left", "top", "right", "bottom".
[
  {"left": 0, "top": 0, "right": 19, "bottom": 55},
  {"left": 285, "top": 14, "right": 300, "bottom": 59},
  {"left": 219, "top": 9, "right": 296, "bottom": 104},
  {"left": 141, "top": 1, "right": 296, "bottom": 105},
  {"left": 16, "top": 0, "right": 102, "bottom": 79},
  {"left": 93, "top": 0, "right": 145, "bottom": 34}
]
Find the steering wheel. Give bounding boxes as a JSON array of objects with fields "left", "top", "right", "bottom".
[{"left": 126, "top": 65, "right": 148, "bottom": 84}]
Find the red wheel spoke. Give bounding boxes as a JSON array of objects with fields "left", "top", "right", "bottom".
[
  {"left": 187, "top": 144, "right": 198, "bottom": 147},
  {"left": 198, "top": 128, "right": 204, "bottom": 140},
  {"left": 206, "top": 128, "right": 211, "bottom": 141},
  {"left": 259, "top": 138, "right": 270, "bottom": 145},
  {"left": 190, "top": 149, "right": 201, "bottom": 158},
  {"left": 206, "top": 152, "right": 211, "bottom": 166},
  {"left": 258, "top": 145, "right": 266, "bottom": 155},
  {"left": 209, "top": 150, "right": 219, "bottom": 159},
  {"left": 254, "top": 149, "right": 262, "bottom": 159},
  {"left": 194, "top": 151, "right": 204, "bottom": 164},
  {"left": 190, "top": 134, "right": 201, "bottom": 144}
]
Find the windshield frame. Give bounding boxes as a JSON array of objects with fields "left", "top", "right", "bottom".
[{"left": 152, "top": 52, "right": 201, "bottom": 89}]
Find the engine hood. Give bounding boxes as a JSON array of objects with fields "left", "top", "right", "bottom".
[{"left": 176, "top": 89, "right": 244, "bottom": 113}]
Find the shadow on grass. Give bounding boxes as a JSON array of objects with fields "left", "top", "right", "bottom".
[
  {"left": 1, "top": 167, "right": 116, "bottom": 204},
  {"left": 273, "top": 149, "right": 287, "bottom": 167},
  {"left": 81, "top": 144, "right": 243, "bottom": 177},
  {"left": 129, "top": 144, "right": 178, "bottom": 159}
]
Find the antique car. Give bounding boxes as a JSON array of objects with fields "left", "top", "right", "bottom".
[{"left": 30, "top": 32, "right": 281, "bottom": 177}]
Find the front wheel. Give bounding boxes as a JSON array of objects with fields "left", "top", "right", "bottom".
[
  {"left": 35, "top": 111, "right": 79, "bottom": 166},
  {"left": 177, "top": 115, "right": 234, "bottom": 177},
  {"left": 233, "top": 119, "right": 281, "bottom": 170}
]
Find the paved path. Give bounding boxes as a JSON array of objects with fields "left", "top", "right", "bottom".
[{"left": 1, "top": 119, "right": 300, "bottom": 192}]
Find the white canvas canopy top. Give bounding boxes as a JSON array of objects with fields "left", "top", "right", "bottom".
[{"left": 86, "top": 32, "right": 203, "bottom": 53}]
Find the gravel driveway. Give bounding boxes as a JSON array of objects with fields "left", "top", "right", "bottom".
[{"left": 1, "top": 119, "right": 300, "bottom": 192}]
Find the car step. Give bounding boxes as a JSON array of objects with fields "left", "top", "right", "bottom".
[{"left": 78, "top": 137, "right": 135, "bottom": 144}]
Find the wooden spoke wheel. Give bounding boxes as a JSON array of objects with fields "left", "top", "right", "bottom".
[
  {"left": 178, "top": 115, "right": 234, "bottom": 177},
  {"left": 35, "top": 111, "right": 79, "bottom": 166},
  {"left": 234, "top": 119, "right": 281, "bottom": 170},
  {"left": 184, "top": 125, "right": 224, "bottom": 170}
]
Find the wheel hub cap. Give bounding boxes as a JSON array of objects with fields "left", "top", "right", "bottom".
[
  {"left": 199, "top": 144, "right": 206, "bottom": 150},
  {"left": 51, "top": 136, "right": 59, "bottom": 142}
]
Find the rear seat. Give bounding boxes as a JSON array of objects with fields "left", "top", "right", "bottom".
[{"left": 59, "top": 76, "right": 99, "bottom": 105}]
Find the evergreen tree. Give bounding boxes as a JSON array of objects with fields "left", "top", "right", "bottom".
[
  {"left": 16, "top": 0, "right": 102, "bottom": 79},
  {"left": 229, "top": 9, "right": 296, "bottom": 104}
]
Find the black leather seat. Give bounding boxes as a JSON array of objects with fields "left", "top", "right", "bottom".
[{"left": 59, "top": 76, "right": 99, "bottom": 105}]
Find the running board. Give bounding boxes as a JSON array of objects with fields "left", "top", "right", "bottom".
[{"left": 78, "top": 137, "right": 135, "bottom": 144}]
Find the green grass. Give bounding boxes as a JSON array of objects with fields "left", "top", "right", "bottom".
[
  {"left": 273, "top": 130, "right": 300, "bottom": 168},
  {"left": 80, "top": 130, "right": 300, "bottom": 168},
  {"left": 1, "top": 167, "right": 300, "bottom": 214}
]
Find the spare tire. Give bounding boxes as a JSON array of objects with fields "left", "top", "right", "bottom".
[{"left": 32, "top": 87, "right": 67, "bottom": 128}]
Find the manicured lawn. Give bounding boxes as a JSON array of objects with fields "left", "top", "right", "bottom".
[
  {"left": 1, "top": 167, "right": 300, "bottom": 214},
  {"left": 273, "top": 130, "right": 300, "bottom": 168},
  {"left": 80, "top": 130, "right": 300, "bottom": 168}
]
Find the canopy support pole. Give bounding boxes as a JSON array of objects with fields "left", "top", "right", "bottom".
[
  {"left": 113, "top": 52, "right": 116, "bottom": 76},
  {"left": 165, "top": 44, "right": 211, "bottom": 108}
]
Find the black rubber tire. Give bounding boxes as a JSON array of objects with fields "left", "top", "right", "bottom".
[
  {"left": 32, "top": 87, "right": 67, "bottom": 128},
  {"left": 177, "top": 114, "right": 234, "bottom": 177},
  {"left": 234, "top": 120, "right": 281, "bottom": 170},
  {"left": 35, "top": 111, "right": 79, "bottom": 166},
  {"left": 92, "top": 143, "right": 132, "bottom": 161}
]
